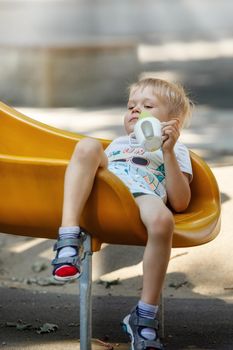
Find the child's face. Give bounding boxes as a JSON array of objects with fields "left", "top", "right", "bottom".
[{"left": 124, "top": 86, "right": 171, "bottom": 135}]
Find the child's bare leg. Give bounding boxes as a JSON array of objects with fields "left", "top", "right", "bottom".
[
  {"left": 52, "top": 138, "right": 108, "bottom": 280},
  {"left": 123, "top": 194, "right": 173, "bottom": 343},
  {"left": 135, "top": 194, "right": 174, "bottom": 305},
  {"left": 62, "top": 138, "right": 108, "bottom": 227}
]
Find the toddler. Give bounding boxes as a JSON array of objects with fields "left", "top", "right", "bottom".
[{"left": 52, "top": 77, "right": 193, "bottom": 350}]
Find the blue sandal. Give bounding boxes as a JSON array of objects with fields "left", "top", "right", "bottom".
[
  {"left": 122, "top": 306, "right": 163, "bottom": 350},
  {"left": 52, "top": 232, "right": 85, "bottom": 281}
]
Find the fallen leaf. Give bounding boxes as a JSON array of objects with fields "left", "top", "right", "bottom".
[
  {"left": 97, "top": 279, "right": 121, "bottom": 289},
  {"left": 68, "top": 322, "right": 80, "bottom": 327},
  {"left": 17, "top": 323, "right": 33, "bottom": 331},
  {"left": 5, "top": 321, "right": 32, "bottom": 331},
  {"left": 169, "top": 281, "right": 188, "bottom": 289},
  {"left": 36, "top": 323, "right": 58, "bottom": 334}
]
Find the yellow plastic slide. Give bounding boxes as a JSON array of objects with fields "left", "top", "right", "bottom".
[{"left": 0, "top": 102, "right": 221, "bottom": 251}]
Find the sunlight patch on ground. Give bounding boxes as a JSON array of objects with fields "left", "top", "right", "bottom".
[
  {"left": 167, "top": 166, "right": 233, "bottom": 300},
  {"left": 17, "top": 340, "right": 128, "bottom": 350},
  {"left": 9, "top": 238, "right": 47, "bottom": 253},
  {"left": 98, "top": 261, "right": 142, "bottom": 282},
  {"left": 39, "top": 247, "right": 54, "bottom": 260}
]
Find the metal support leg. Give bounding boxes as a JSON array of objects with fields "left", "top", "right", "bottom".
[{"left": 79, "top": 234, "right": 92, "bottom": 350}]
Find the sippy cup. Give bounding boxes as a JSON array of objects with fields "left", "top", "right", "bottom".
[{"left": 129, "top": 111, "right": 162, "bottom": 151}]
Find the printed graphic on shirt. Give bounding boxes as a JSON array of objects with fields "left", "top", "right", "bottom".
[
  {"left": 105, "top": 135, "right": 192, "bottom": 200},
  {"left": 106, "top": 140, "right": 166, "bottom": 185},
  {"left": 108, "top": 161, "right": 166, "bottom": 200}
]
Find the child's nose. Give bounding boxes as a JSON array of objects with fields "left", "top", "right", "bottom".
[{"left": 132, "top": 105, "right": 141, "bottom": 113}]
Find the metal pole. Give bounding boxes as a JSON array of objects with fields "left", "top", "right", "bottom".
[{"left": 79, "top": 234, "right": 92, "bottom": 350}]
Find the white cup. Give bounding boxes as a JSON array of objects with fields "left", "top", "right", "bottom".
[{"left": 129, "top": 113, "right": 162, "bottom": 152}]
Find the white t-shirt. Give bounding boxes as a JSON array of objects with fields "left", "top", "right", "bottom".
[{"left": 105, "top": 135, "right": 192, "bottom": 200}]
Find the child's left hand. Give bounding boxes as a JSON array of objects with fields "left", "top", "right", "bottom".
[{"left": 161, "top": 118, "right": 180, "bottom": 153}]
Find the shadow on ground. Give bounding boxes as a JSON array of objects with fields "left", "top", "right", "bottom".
[{"left": 0, "top": 285, "right": 233, "bottom": 350}]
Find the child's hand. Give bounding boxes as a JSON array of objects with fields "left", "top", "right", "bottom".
[{"left": 161, "top": 118, "right": 180, "bottom": 153}]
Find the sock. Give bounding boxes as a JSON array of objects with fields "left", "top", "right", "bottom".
[
  {"left": 58, "top": 226, "right": 81, "bottom": 258},
  {"left": 55, "top": 226, "right": 81, "bottom": 278},
  {"left": 137, "top": 300, "right": 159, "bottom": 341}
]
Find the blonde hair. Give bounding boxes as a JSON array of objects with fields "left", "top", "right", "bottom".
[{"left": 129, "top": 77, "right": 193, "bottom": 126}]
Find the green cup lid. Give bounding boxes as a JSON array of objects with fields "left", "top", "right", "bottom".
[{"left": 139, "top": 111, "right": 152, "bottom": 119}]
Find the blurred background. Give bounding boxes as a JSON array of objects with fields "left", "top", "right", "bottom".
[
  {"left": 0, "top": 0, "right": 233, "bottom": 164},
  {"left": 0, "top": 0, "right": 233, "bottom": 108}
]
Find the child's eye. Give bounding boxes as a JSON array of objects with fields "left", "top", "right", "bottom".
[
  {"left": 128, "top": 106, "right": 134, "bottom": 110},
  {"left": 145, "top": 105, "right": 153, "bottom": 109}
]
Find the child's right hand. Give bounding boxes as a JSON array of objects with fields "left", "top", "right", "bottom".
[{"left": 161, "top": 118, "right": 180, "bottom": 153}]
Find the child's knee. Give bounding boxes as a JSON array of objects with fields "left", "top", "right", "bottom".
[
  {"left": 73, "top": 138, "right": 103, "bottom": 162},
  {"left": 148, "top": 210, "right": 174, "bottom": 241}
]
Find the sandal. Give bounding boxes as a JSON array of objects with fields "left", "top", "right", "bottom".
[
  {"left": 51, "top": 232, "right": 85, "bottom": 281},
  {"left": 122, "top": 306, "right": 163, "bottom": 350}
]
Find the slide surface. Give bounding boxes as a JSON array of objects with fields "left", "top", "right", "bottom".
[{"left": 0, "top": 102, "right": 221, "bottom": 250}]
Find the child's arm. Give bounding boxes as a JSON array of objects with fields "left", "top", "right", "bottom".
[{"left": 162, "top": 119, "right": 191, "bottom": 212}]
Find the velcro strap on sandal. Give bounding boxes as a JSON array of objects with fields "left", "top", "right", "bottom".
[
  {"left": 53, "top": 237, "right": 83, "bottom": 251},
  {"left": 51, "top": 255, "right": 80, "bottom": 266},
  {"left": 141, "top": 339, "right": 163, "bottom": 350},
  {"left": 133, "top": 316, "right": 159, "bottom": 330}
]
